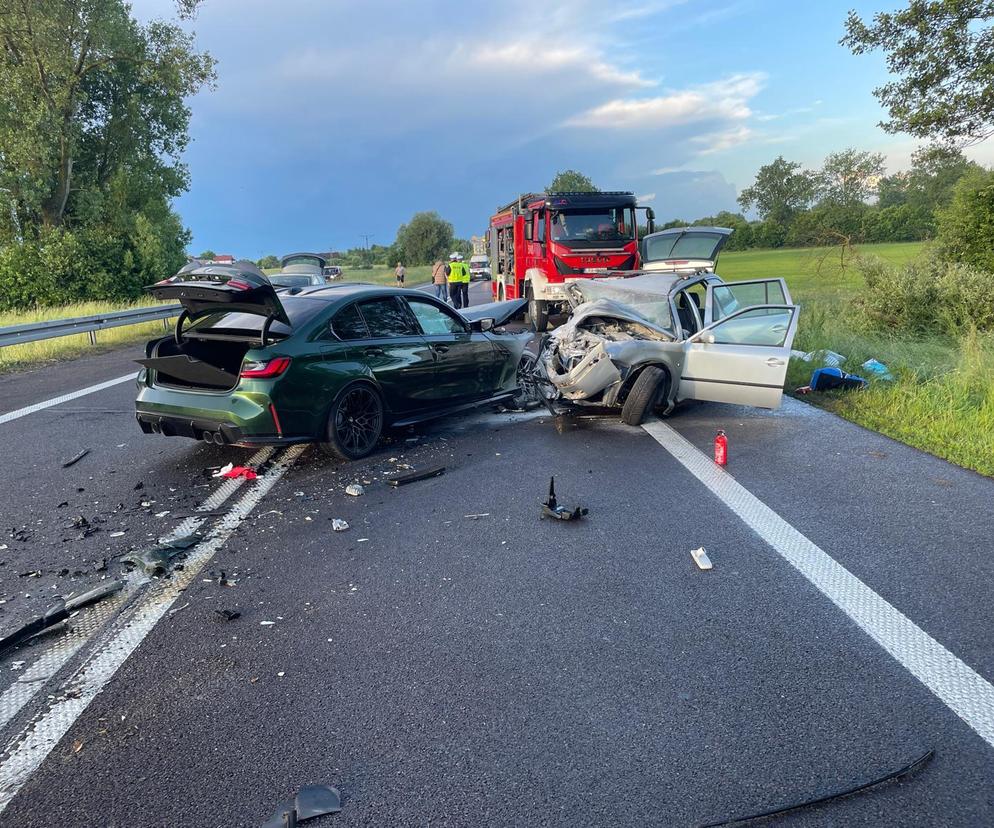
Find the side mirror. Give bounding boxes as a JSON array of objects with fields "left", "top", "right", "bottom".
[
  {"left": 472, "top": 317, "right": 495, "bottom": 332},
  {"left": 523, "top": 213, "right": 533, "bottom": 241},
  {"left": 646, "top": 207, "right": 655, "bottom": 235}
]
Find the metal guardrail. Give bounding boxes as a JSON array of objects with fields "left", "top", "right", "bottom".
[{"left": 0, "top": 304, "right": 182, "bottom": 348}]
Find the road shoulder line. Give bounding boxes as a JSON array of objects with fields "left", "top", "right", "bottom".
[
  {"left": 642, "top": 417, "right": 994, "bottom": 751},
  {"left": 0, "top": 374, "right": 135, "bottom": 426}
]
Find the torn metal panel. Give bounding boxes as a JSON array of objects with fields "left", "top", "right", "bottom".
[{"left": 542, "top": 340, "right": 621, "bottom": 400}]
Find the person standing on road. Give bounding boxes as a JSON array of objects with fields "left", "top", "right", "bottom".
[
  {"left": 445, "top": 253, "right": 470, "bottom": 309},
  {"left": 431, "top": 259, "right": 447, "bottom": 301},
  {"left": 395, "top": 261, "right": 406, "bottom": 288}
]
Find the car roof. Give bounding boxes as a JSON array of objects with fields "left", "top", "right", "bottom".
[{"left": 278, "top": 283, "right": 429, "bottom": 303}]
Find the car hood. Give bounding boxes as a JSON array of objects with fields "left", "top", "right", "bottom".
[
  {"left": 147, "top": 261, "right": 290, "bottom": 326},
  {"left": 460, "top": 298, "right": 527, "bottom": 327}
]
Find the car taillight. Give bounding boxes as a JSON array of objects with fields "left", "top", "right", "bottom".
[
  {"left": 240, "top": 357, "right": 292, "bottom": 378},
  {"left": 227, "top": 279, "right": 252, "bottom": 290}
]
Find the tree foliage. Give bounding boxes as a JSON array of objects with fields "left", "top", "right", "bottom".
[
  {"left": 736, "top": 156, "right": 816, "bottom": 224},
  {"left": 936, "top": 167, "right": 994, "bottom": 271},
  {"left": 816, "top": 149, "right": 886, "bottom": 207},
  {"left": 547, "top": 169, "right": 598, "bottom": 192},
  {"left": 394, "top": 211, "right": 455, "bottom": 265},
  {"left": 843, "top": 1, "right": 994, "bottom": 145},
  {"left": 0, "top": 0, "right": 214, "bottom": 309}
]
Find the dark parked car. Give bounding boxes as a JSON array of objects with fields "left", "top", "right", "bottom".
[
  {"left": 268, "top": 273, "right": 324, "bottom": 288},
  {"left": 135, "top": 262, "right": 530, "bottom": 460}
]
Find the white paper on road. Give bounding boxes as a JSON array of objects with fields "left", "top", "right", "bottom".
[
  {"left": 643, "top": 417, "right": 994, "bottom": 751},
  {"left": 0, "top": 374, "right": 134, "bottom": 426}
]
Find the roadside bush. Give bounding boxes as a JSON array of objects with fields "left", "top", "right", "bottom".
[
  {"left": 936, "top": 168, "right": 994, "bottom": 273},
  {"left": 855, "top": 255, "right": 994, "bottom": 334}
]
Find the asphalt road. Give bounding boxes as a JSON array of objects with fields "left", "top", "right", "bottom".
[{"left": 0, "top": 279, "right": 992, "bottom": 827}]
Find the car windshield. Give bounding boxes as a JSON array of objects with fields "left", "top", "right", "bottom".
[
  {"left": 269, "top": 275, "right": 317, "bottom": 287},
  {"left": 281, "top": 256, "right": 323, "bottom": 268},
  {"left": 550, "top": 208, "right": 635, "bottom": 243},
  {"left": 188, "top": 297, "right": 327, "bottom": 338},
  {"left": 571, "top": 279, "right": 674, "bottom": 330},
  {"left": 645, "top": 231, "right": 724, "bottom": 262}
]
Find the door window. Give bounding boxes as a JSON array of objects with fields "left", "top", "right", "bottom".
[
  {"left": 406, "top": 299, "right": 466, "bottom": 335},
  {"left": 712, "top": 280, "right": 787, "bottom": 320},
  {"left": 358, "top": 298, "right": 418, "bottom": 337},
  {"left": 709, "top": 307, "right": 795, "bottom": 347},
  {"left": 329, "top": 303, "right": 369, "bottom": 340}
]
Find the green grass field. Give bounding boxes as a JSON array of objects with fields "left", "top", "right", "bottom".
[{"left": 718, "top": 241, "right": 993, "bottom": 477}]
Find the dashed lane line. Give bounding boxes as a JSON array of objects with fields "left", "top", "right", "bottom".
[
  {"left": 0, "top": 445, "right": 306, "bottom": 814},
  {"left": 642, "top": 417, "right": 994, "bottom": 751},
  {"left": 0, "top": 375, "right": 134, "bottom": 426}
]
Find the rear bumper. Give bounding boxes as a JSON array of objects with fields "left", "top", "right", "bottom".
[{"left": 135, "top": 412, "right": 311, "bottom": 446}]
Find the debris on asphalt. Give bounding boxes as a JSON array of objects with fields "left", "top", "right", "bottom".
[
  {"left": 701, "top": 748, "right": 933, "bottom": 827},
  {"left": 61, "top": 449, "right": 90, "bottom": 468},
  {"left": 0, "top": 579, "right": 124, "bottom": 657},
  {"left": 262, "top": 784, "right": 343, "bottom": 828},
  {"left": 344, "top": 484, "right": 365, "bottom": 497},
  {"left": 212, "top": 462, "right": 234, "bottom": 478},
  {"left": 714, "top": 430, "right": 728, "bottom": 466},
  {"left": 691, "top": 547, "right": 713, "bottom": 571},
  {"left": 222, "top": 465, "right": 258, "bottom": 480},
  {"left": 331, "top": 519, "right": 350, "bottom": 532},
  {"left": 123, "top": 532, "right": 202, "bottom": 576},
  {"left": 541, "top": 477, "right": 588, "bottom": 521},
  {"left": 464, "top": 513, "right": 490, "bottom": 520},
  {"left": 110, "top": 531, "right": 126, "bottom": 538},
  {"left": 387, "top": 465, "right": 445, "bottom": 487},
  {"left": 214, "top": 609, "right": 241, "bottom": 622}
]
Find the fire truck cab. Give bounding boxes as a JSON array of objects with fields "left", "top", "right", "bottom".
[{"left": 489, "top": 191, "right": 654, "bottom": 331}]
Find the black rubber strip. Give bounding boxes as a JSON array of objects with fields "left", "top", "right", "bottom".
[
  {"left": 699, "top": 748, "right": 934, "bottom": 827},
  {"left": 387, "top": 465, "right": 446, "bottom": 487}
]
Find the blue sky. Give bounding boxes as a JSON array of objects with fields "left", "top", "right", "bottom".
[{"left": 132, "top": 0, "right": 994, "bottom": 258}]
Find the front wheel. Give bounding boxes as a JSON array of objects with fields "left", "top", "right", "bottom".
[
  {"left": 511, "top": 351, "right": 542, "bottom": 409},
  {"left": 320, "top": 383, "right": 384, "bottom": 461},
  {"left": 621, "top": 366, "right": 667, "bottom": 426},
  {"left": 528, "top": 296, "right": 549, "bottom": 332}
]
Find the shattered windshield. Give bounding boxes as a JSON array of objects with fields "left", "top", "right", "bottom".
[{"left": 570, "top": 279, "right": 674, "bottom": 330}]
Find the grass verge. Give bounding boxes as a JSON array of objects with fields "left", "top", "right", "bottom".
[{"left": 727, "top": 241, "right": 992, "bottom": 477}]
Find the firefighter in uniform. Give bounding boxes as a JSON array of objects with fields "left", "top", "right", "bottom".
[{"left": 445, "top": 252, "right": 470, "bottom": 309}]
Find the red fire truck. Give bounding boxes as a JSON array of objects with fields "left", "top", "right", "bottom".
[{"left": 488, "top": 191, "right": 655, "bottom": 331}]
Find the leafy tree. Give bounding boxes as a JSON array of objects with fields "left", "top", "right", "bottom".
[
  {"left": 843, "top": 2, "right": 994, "bottom": 145},
  {"left": 737, "top": 157, "right": 816, "bottom": 225},
  {"left": 257, "top": 255, "right": 280, "bottom": 269},
  {"left": 394, "top": 211, "right": 455, "bottom": 265},
  {"left": 198, "top": 249, "right": 217, "bottom": 261},
  {"left": 936, "top": 167, "right": 994, "bottom": 271},
  {"left": 816, "top": 149, "right": 886, "bottom": 207},
  {"left": 547, "top": 170, "right": 598, "bottom": 192}
]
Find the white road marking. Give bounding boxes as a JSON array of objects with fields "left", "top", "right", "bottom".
[
  {"left": 642, "top": 418, "right": 994, "bottom": 749},
  {"left": 0, "top": 374, "right": 134, "bottom": 426},
  {"left": 0, "top": 448, "right": 274, "bottom": 734},
  {"left": 0, "top": 445, "right": 305, "bottom": 813}
]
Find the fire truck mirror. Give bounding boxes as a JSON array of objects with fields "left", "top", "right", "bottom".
[{"left": 523, "top": 211, "right": 533, "bottom": 241}]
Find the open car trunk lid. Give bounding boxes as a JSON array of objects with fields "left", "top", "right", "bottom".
[
  {"left": 641, "top": 226, "right": 733, "bottom": 272},
  {"left": 146, "top": 260, "right": 290, "bottom": 326}
]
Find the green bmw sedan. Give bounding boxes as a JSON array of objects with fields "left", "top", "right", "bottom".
[{"left": 135, "top": 262, "right": 531, "bottom": 460}]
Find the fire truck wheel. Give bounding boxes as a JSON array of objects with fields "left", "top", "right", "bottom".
[
  {"left": 528, "top": 296, "right": 549, "bottom": 332},
  {"left": 621, "top": 366, "right": 667, "bottom": 426}
]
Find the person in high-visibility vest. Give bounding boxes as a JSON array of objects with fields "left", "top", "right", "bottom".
[{"left": 445, "top": 252, "right": 470, "bottom": 309}]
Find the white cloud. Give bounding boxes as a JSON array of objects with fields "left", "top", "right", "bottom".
[
  {"left": 469, "top": 42, "right": 654, "bottom": 88},
  {"left": 637, "top": 192, "right": 657, "bottom": 202},
  {"left": 693, "top": 125, "right": 754, "bottom": 155},
  {"left": 566, "top": 72, "right": 765, "bottom": 130}
]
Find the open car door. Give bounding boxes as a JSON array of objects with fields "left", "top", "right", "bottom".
[
  {"left": 146, "top": 261, "right": 290, "bottom": 326},
  {"left": 704, "top": 277, "right": 792, "bottom": 325},
  {"left": 678, "top": 300, "right": 800, "bottom": 409}
]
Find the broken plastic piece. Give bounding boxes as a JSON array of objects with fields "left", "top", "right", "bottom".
[
  {"left": 262, "top": 785, "right": 342, "bottom": 828},
  {"left": 862, "top": 358, "right": 894, "bottom": 381},
  {"left": 541, "top": 476, "right": 588, "bottom": 521},
  {"left": 213, "top": 462, "right": 234, "bottom": 478},
  {"left": 345, "top": 484, "right": 364, "bottom": 497},
  {"left": 62, "top": 449, "right": 90, "bottom": 468},
  {"left": 810, "top": 367, "right": 868, "bottom": 392},
  {"left": 0, "top": 579, "right": 124, "bottom": 657},
  {"left": 222, "top": 465, "right": 258, "bottom": 480},
  {"left": 691, "top": 547, "right": 713, "bottom": 570},
  {"left": 701, "top": 748, "right": 933, "bottom": 827},
  {"left": 331, "top": 519, "right": 349, "bottom": 532},
  {"left": 387, "top": 465, "right": 446, "bottom": 487},
  {"left": 123, "top": 532, "right": 202, "bottom": 576},
  {"left": 215, "top": 609, "right": 241, "bottom": 622}
]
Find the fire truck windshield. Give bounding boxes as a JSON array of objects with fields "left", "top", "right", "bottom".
[{"left": 549, "top": 208, "right": 635, "bottom": 245}]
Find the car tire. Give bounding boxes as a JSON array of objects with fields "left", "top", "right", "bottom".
[
  {"left": 528, "top": 295, "right": 549, "bottom": 332},
  {"left": 320, "top": 382, "right": 384, "bottom": 461},
  {"left": 620, "top": 366, "right": 667, "bottom": 426}
]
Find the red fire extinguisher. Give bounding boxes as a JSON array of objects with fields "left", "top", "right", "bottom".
[{"left": 714, "top": 430, "right": 728, "bottom": 466}]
